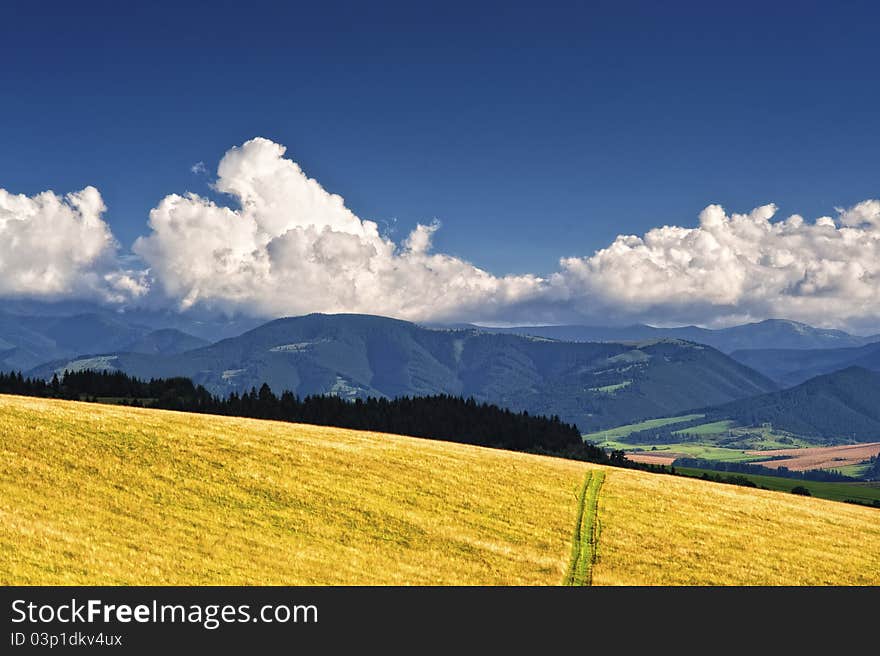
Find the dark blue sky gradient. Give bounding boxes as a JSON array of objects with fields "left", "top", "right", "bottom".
[{"left": 1, "top": 0, "right": 878, "bottom": 275}]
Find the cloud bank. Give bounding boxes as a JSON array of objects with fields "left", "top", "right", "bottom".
[
  {"left": 3, "top": 137, "right": 880, "bottom": 331},
  {"left": 0, "top": 186, "right": 146, "bottom": 302},
  {"left": 554, "top": 201, "right": 880, "bottom": 330},
  {"left": 133, "top": 138, "right": 544, "bottom": 321}
]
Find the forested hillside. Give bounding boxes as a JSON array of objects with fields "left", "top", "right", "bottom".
[
  {"left": 28, "top": 313, "right": 776, "bottom": 431},
  {"left": 704, "top": 367, "right": 880, "bottom": 440}
]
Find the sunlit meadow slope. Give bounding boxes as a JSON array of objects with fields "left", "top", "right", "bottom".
[
  {"left": 0, "top": 395, "right": 585, "bottom": 585},
  {"left": 594, "top": 470, "right": 880, "bottom": 585},
  {"left": 1, "top": 395, "right": 877, "bottom": 585}
]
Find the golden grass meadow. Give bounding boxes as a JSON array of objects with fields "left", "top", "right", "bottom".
[{"left": 1, "top": 394, "right": 878, "bottom": 585}]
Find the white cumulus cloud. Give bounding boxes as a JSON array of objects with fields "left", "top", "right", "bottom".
[
  {"left": 0, "top": 186, "right": 147, "bottom": 302},
  {"left": 133, "top": 137, "right": 544, "bottom": 321},
  {"left": 132, "top": 138, "right": 880, "bottom": 331},
  {"left": 552, "top": 201, "right": 880, "bottom": 330},
  {"left": 6, "top": 137, "right": 880, "bottom": 333}
]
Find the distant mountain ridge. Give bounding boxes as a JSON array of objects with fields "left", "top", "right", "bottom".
[
  {"left": 730, "top": 342, "right": 880, "bottom": 386},
  {"left": 0, "top": 304, "right": 258, "bottom": 372},
  {"left": 0, "top": 311, "right": 209, "bottom": 372},
  {"left": 450, "top": 319, "right": 878, "bottom": 354},
  {"left": 122, "top": 329, "right": 210, "bottom": 355},
  {"left": 28, "top": 313, "right": 776, "bottom": 431},
  {"left": 3, "top": 299, "right": 874, "bottom": 373},
  {"left": 703, "top": 366, "right": 880, "bottom": 441}
]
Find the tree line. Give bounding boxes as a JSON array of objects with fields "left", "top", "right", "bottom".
[
  {"left": 620, "top": 417, "right": 716, "bottom": 444},
  {"left": 865, "top": 455, "right": 880, "bottom": 482},
  {"left": 672, "top": 456, "right": 857, "bottom": 483},
  {"left": 0, "top": 369, "right": 630, "bottom": 466}
]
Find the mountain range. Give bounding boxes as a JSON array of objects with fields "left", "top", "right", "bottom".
[
  {"left": 0, "top": 300, "right": 268, "bottom": 373},
  {"left": 704, "top": 366, "right": 880, "bottom": 441},
  {"left": 449, "top": 319, "right": 879, "bottom": 353},
  {"left": 0, "top": 311, "right": 209, "bottom": 372},
  {"left": 729, "top": 342, "right": 880, "bottom": 387},
  {"left": 6, "top": 304, "right": 880, "bottom": 435},
  {"left": 26, "top": 313, "right": 776, "bottom": 431}
]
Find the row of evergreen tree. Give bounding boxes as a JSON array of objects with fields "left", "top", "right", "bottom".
[
  {"left": 0, "top": 370, "right": 628, "bottom": 466},
  {"left": 619, "top": 417, "right": 715, "bottom": 444},
  {"left": 865, "top": 455, "right": 880, "bottom": 482},
  {"left": 672, "top": 456, "right": 857, "bottom": 483},
  {"left": 6, "top": 370, "right": 875, "bottom": 486}
]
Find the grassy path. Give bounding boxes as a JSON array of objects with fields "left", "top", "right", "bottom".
[{"left": 564, "top": 470, "right": 606, "bottom": 586}]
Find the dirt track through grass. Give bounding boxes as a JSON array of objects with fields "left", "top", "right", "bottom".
[
  {"left": 6, "top": 395, "right": 879, "bottom": 586},
  {"left": 564, "top": 470, "right": 606, "bottom": 586}
]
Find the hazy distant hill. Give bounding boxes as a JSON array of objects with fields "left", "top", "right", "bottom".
[
  {"left": 124, "top": 329, "right": 209, "bottom": 355},
  {"left": 0, "top": 313, "right": 62, "bottom": 372},
  {"left": 0, "top": 312, "right": 152, "bottom": 372},
  {"left": 31, "top": 313, "right": 776, "bottom": 431},
  {"left": 6, "top": 300, "right": 874, "bottom": 379},
  {"left": 0, "top": 299, "right": 264, "bottom": 340},
  {"left": 0, "top": 312, "right": 208, "bottom": 371},
  {"left": 730, "top": 342, "right": 880, "bottom": 386},
  {"left": 704, "top": 367, "right": 880, "bottom": 440},
  {"left": 0, "top": 305, "right": 259, "bottom": 372},
  {"left": 459, "top": 319, "right": 876, "bottom": 353}
]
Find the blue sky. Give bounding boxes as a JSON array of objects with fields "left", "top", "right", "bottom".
[{"left": 1, "top": 1, "right": 879, "bottom": 329}]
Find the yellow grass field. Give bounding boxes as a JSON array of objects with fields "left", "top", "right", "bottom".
[
  {"left": 595, "top": 469, "right": 880, "bottom": 585},
  {"left": 0, "top": 395, "right": 585, "bottom": 585},
  {"left": 1, "top": 394, "right": 878, "bottom": 585}
]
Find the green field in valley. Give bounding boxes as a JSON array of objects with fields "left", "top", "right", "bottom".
[
  {"left": 582, "top": 414, "right": 704, "bottom": 441},
  {"left": 834, "top": 462, "right": 873, "bottom": 478},
  {"left": 677, "top": 467, "right": 880, "bottom": 505},
  {"left": 602, "top": 440, "right": 761, "bottom": 463},
  {"left": 586, "top": 415, "right": 858, "bottom": 471},
  {"left": 673, "top": 420, "right": 735, "bottom": 435}
]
